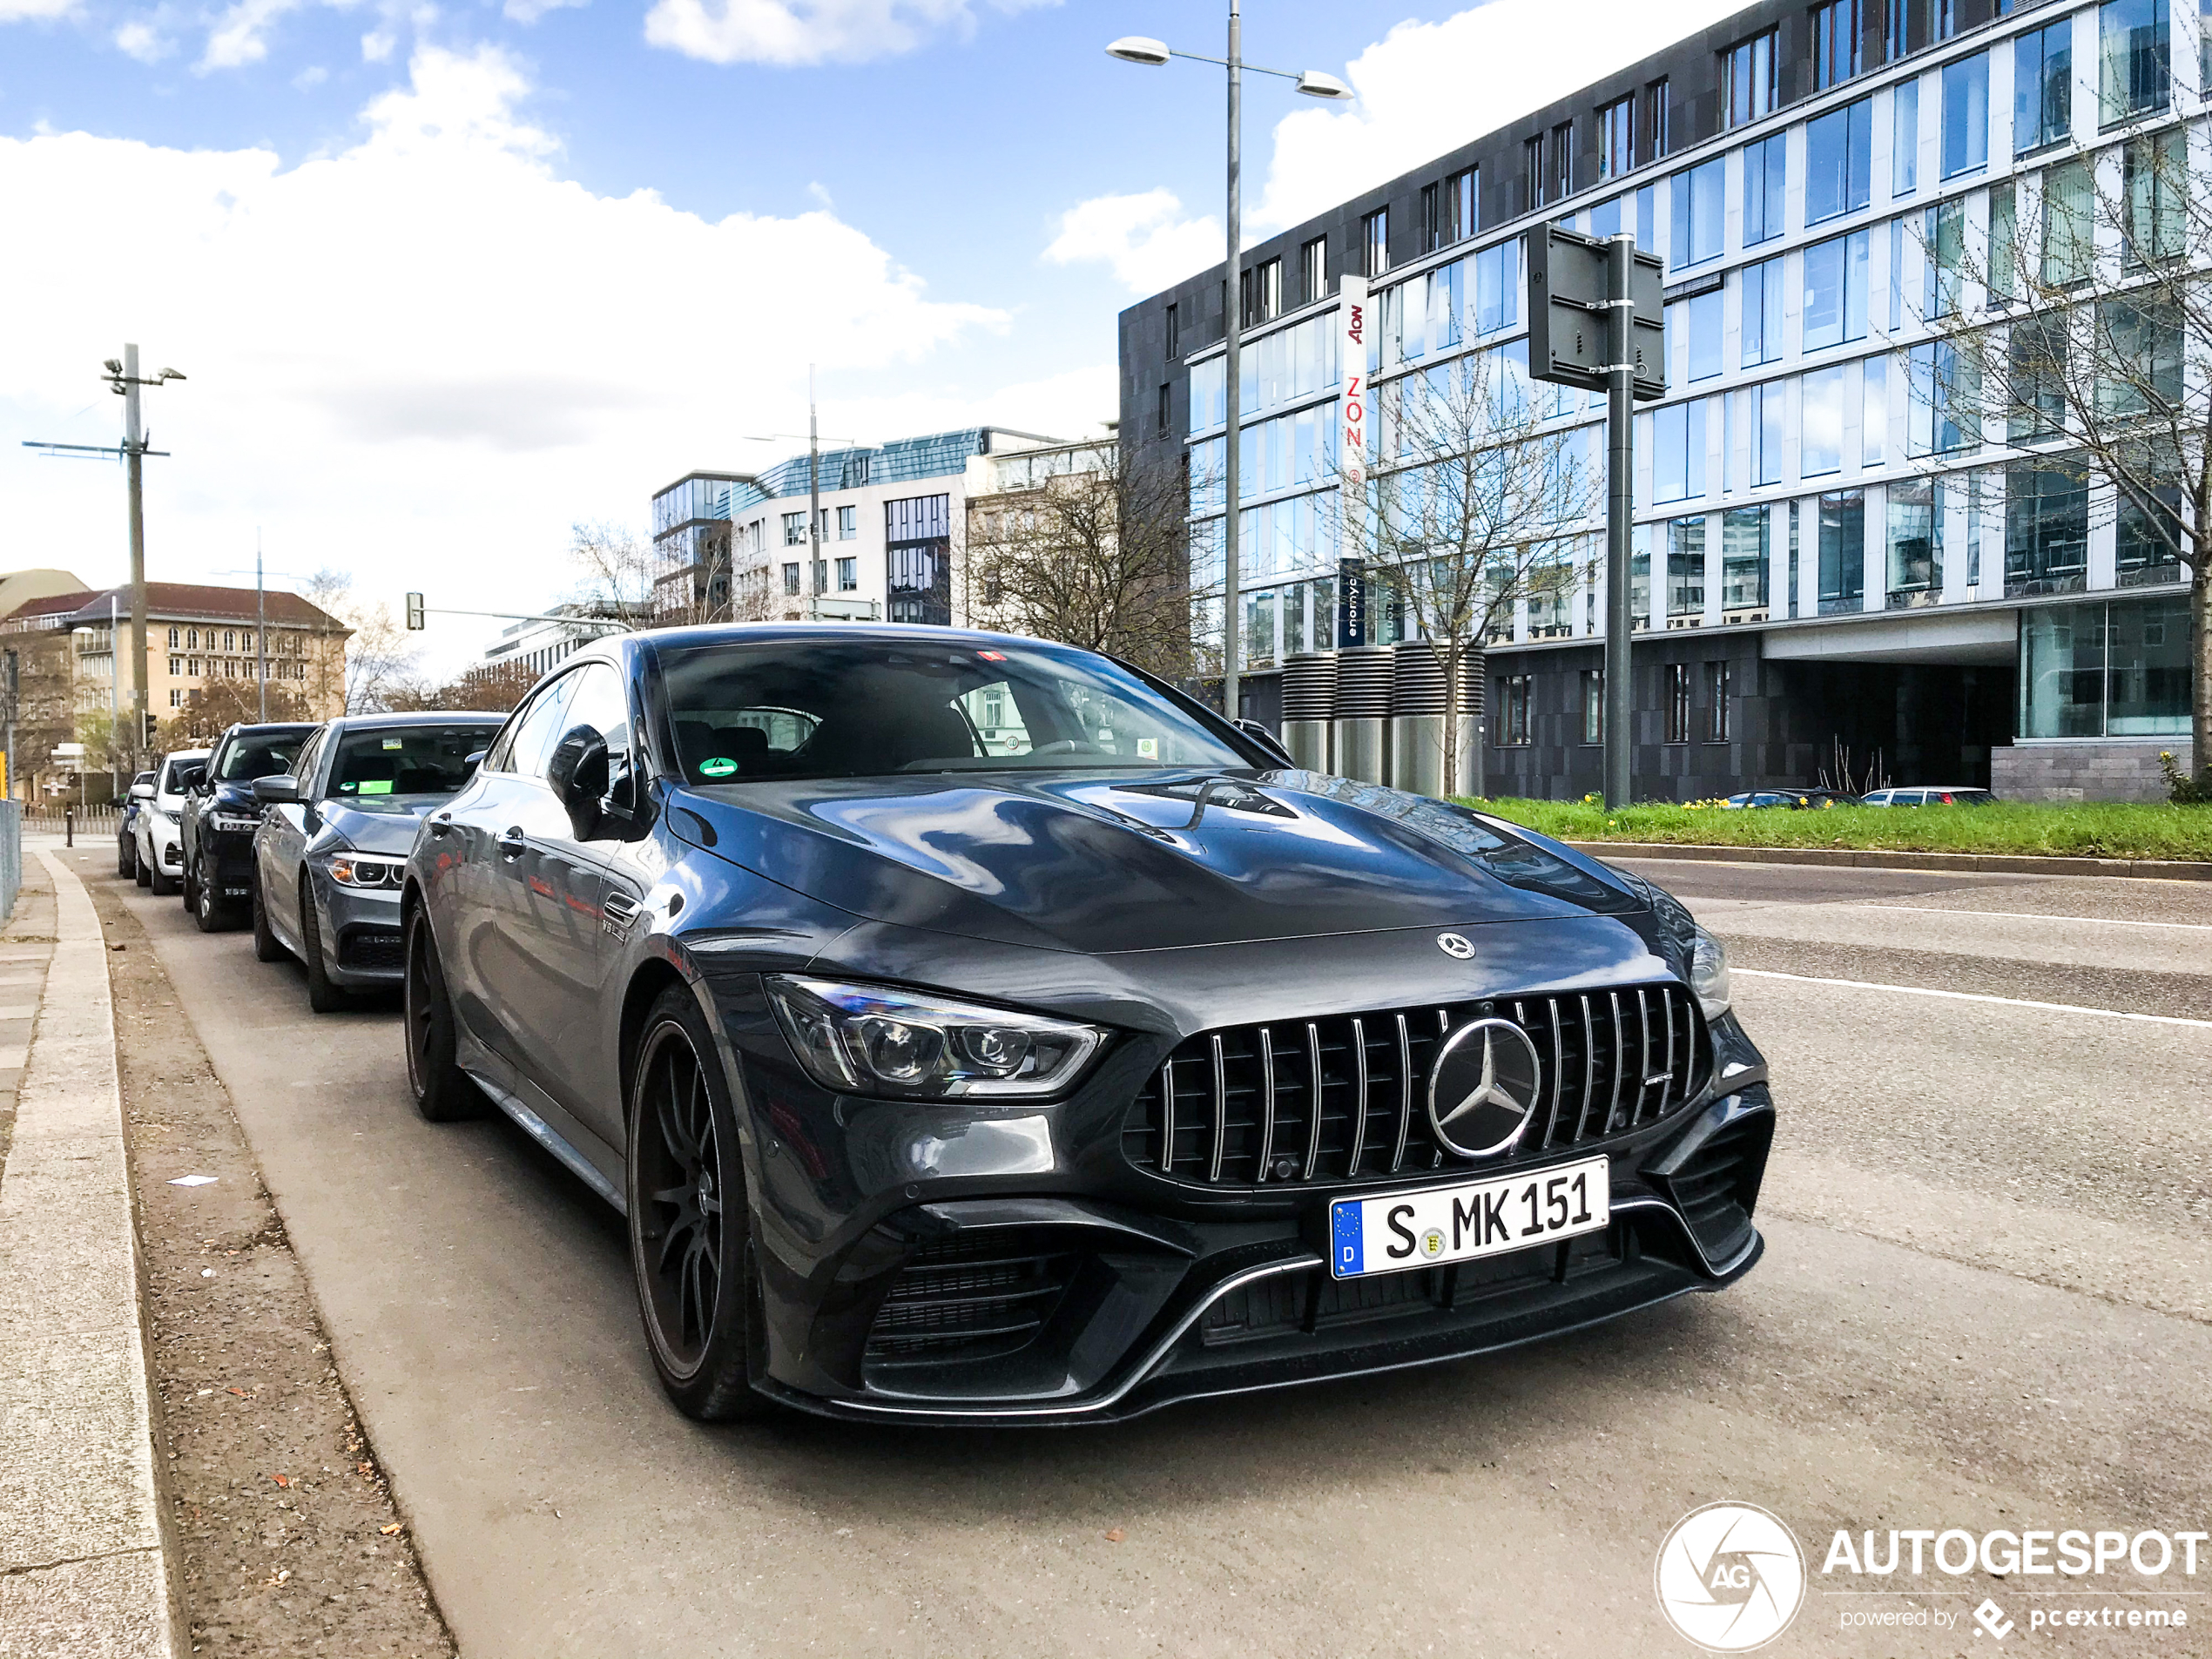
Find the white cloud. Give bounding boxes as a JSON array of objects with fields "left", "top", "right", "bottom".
[
  {"left": 502, "top": 0, "right": 583, "bottom": 24},
  {"left": 643, "top": 0, "right": 1051, "bottom": 68},
  {"left": 0, "top": 0, "right": 78, "bottom": 18},
  {"left": 198, "top": 0, "right": 307, "bottom": 70},
  {"left": 293, "top": 62, "right": 327, "bottom": 84},
  {"left": 361, "top": 25, "right": 394, "bottom": 58},
  {"left": 1042, "top": 188, "right": 1221, "bottom": 297},
  {"left": 0, "top": 44, "right": 1026, "bottom": 672},
  {"left": 114, "top": 17, "right": 171, "bottom": 58},
  {"left": 1251, "top": 0, "right": 1750, "bottom": 233}
]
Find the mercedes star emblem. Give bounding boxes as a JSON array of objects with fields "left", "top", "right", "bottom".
[
  {"left": 1426, "top": 1018, "right": 1542, "bottom": 1158},
  {"left": 1436, "top": 932, "right": 1474, "bottom": 959}
]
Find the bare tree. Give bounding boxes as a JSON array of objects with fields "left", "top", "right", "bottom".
[
  {"left": 962, "top": 448, "right": 1195, "bottom": 680},
  {"left": 1345, "top": 350, "right": 1600, "bottom": 796},
  {"left": 158, "top": 679, "right": 313, "bottom": 747},
  {"left": 302, "top": 567, "right": 410, "bottom": 714},
  {"left": 384, "top": 658, "right": 539, "bottom": 714},
  {"left": 1920, "top": 94, "right": 2209, "bottom": 797},
  {"left": 571, "top": 519, "right": 777, "bottom": 626}
]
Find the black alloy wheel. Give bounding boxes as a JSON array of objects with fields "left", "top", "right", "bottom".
[
  {"left": 297, "top": 873, "right": 345, "bottom": 1012},
  {"left": 192, "top": 853, "right": 231, "bottom": 933},
  {"left": 627, "top": 986, "right": 772, "bottom": 1422},
  {"left": 402, "top": 905, "right": 481, "bottom": 1123},
  {"left": 251, "top": 871, "right": 287, "bottom": 963},
  {"left": 118, "top": 833, "right": 138, "bottom": 880}
]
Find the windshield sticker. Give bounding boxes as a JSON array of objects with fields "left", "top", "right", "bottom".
[
  {"left": 699, "top": 757, "right": 738, "bottom": 778},
  {"left": 382, "top": 738, "right": 403, "bottom": 750},
  {"left": 357, "top": 779, "right": 394, "bottom": 795},
  {"left": 1137, "top": 738, "right": 1159, "bottom": 759}
]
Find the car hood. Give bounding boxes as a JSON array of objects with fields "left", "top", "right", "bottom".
[
  {"left": 664, "top": 769, "right": 1642, "bottom": 955},
  {"left": 318, "top": 796, "right": 448, "bottom": 856}
]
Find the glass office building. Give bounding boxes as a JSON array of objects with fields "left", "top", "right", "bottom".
[{"left": 1118, "top": 0, "right": 2198, "bottom": 799}]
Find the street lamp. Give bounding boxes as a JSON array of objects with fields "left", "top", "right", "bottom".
[{"left": 1109, "top": 10, "right": 1352, "bottom": 722}]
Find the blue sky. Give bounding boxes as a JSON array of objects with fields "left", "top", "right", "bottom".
[{"left": 0, "top": 0, "right": 1733, "bottom": 666}]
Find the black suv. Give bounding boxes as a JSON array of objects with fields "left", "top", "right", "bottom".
[{"left": 181, "top": 722, "right": 318, "bottom": 932}]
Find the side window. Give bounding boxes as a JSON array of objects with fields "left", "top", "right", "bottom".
[
  {"left": 506, "top": 673, "right": 581, "bottom": 781},
  {"left": 292, "top": 730, "right": 325, "bottom": 786},
  {"left": 560, "top": 664, "right": 632, "bottom": 764}
]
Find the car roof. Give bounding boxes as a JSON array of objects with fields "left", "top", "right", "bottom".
[
  {"left": 223, "top": 721, "right": 319, "bottom": 738},
  {"left": 160, "top": 748, "right": 212, "bottom": 762},
  {"left": 328, "top": 709, "right": 508, "bottom": 729}
]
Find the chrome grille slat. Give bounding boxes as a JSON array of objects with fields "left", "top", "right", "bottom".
[{"left": 1132, "top": 984, "right": 1707, "bottom": 1190}]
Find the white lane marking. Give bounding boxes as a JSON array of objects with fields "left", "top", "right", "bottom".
[
  {"left": 1734, "top": 968, "right": 2212, "bottom": 1030},
  {"left": 1857, "top": 903, "right": 2212, "bottom": 933}
]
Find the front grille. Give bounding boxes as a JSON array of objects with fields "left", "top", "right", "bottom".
[
  {"left": 1122, "top": 985, "right": 1707, "bottom": 1190},
  {"left": 1652, "top": 1110, "right": 1771, "bottom": 1264},
  {"left": 340, "top": 929, "right": 404, "bottom": 973},
  {"left": 863, "top": 1232, "right": 1079, "bottom": 1363}
]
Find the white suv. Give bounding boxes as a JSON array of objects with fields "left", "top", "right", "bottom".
[{"left": 135, "top": 749, "right": 210, "bottom": 896}]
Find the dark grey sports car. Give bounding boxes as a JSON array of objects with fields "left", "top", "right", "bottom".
[{"left": 401, "top": 625, "right": 1773, "bottom": 1426}]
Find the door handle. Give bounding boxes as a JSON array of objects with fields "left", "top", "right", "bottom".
[
  {"left": 496, "top": 827, "right": 527, "bottom": 858},
  {"left": 428, "top": 812, "right": 454, "bottom": 837},
  {"left": 602, "top": 893, "right": 642, "bottom": 926}
]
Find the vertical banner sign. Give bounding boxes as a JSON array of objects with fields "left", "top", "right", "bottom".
[{"left": 1337, "top": 273, "right": 1370, "bottom": 649}]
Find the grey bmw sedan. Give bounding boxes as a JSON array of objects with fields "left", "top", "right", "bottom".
[{"left": 251, "top": 711, "right": 507, "bottom": 1009}]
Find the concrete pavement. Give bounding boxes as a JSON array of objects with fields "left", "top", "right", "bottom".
[{"left": 0, "top": 845, "right": 181, "bottom": 1659}]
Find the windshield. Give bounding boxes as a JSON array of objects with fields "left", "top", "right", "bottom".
[
  {"left": 214, "top": 732, "right": 308, "bottom": 781},
  {"left": 660, "top": 638, "right": 1252, "bottom": 784},
  {"left": 327, "top": 725, "right": 496, "bottom": 799},
  {"left": 158, "top": 758, "right": 202, "bottom": 793}
]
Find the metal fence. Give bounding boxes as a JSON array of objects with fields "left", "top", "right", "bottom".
[
  {"left": 0, "top": 799, "right": 20, "bottom": 923},
  {"left": 23, "top": 802, "right": 122, "bottom": 841}
]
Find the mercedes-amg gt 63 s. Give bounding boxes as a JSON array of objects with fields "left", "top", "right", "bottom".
[{"left": 401, "top": 625, "right": 1773, "bottom": 1426}]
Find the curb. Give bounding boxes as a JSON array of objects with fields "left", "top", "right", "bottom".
[
  {"left": 1561, "top": 840, "right": 2212, "bottom": 880},
  {"left": 0, "top": 851, "right": 183, "bottom": 1659}
]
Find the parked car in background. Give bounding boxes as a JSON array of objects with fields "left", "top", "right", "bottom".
[
  {"left": 132, "top": 750, "right": 209, "bottom": 895},
  {"left": 117, "top": 772, "right": 156, "bottom": 879},
  {"left": 180, "top": 723, "right": 318, "bottom": 932},
  {"left": 251, "top": 711, "right": 505, "bottom": 1010},
  {"left": 1719, "top": 789, "right": 1859, "bottom": 810},
  {"left": 401, "top": 625, "right": 1772, "bottom": 1427},
  {"left": 1859, "top": 786, "right": 1996, "bottom": 806}
]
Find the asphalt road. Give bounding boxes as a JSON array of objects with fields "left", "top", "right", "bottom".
[{"left": 89, "top": 852, "right": 2212, "bottom": 1657}]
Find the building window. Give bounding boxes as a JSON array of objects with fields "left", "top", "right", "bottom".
[
  {"left": 1669, "top": 157, "right": 1723, "bottom": 268},
  {"left": 169, "top": 688, "right": 183, "bottom": 709},
  {"left": 1362, "top": 208, "right": 1391, "bottom": 277},
  {"left": 2042, "top": 157, "right": 2094, "bottom": 285},
  {"left": 2014, "top": 20, "right": 2072, "bottom": 152},
  {"left": 1892, "top": 78, "right": 1919, "bottom": 195},
  {"left": 2099, "top": 0, "right": 2170, "bottom": 125},
  {"left": 1805, "top": 98, "right": 1872, "bottom": 225},
  {"left": 1743, "top": 134, "right": 1785, "bottom": 245},
  {"left": 1817, "top": 488, "right": 1867, "bottom": 612},
  {"left": 1803, "top": 368, "right": 1846, "bottom": 475},
  {"left": 1552, "top": 120, "right": 1575, "bottom": 201},
  {"left": 1241, "top": 257, "right": 1281, "bottom": 327},
  {"left": 1723, "top": 30, "right": 1777, "bottom": 127},
  {"left": 838, "top": 504, "right": 857, "bottom": 539},
  {"left": 1940, "top": 51, "right": 1988, "bottom": 178},
  {"left": 2020, "top": 596, "right": 2188, "bottom": 736},
  {"left": 1887, "top": 475, "right": 1944, "bottom": 605},
  {"left": 1670, "top": 287, "right": 1723, "bottom": 381},
  {"left": 1647, "top": 79, "right": 1670, "bottom": 157},
  {"left": 1667, "top": 516, "right": 1706, "bottom": 618},
  {"left": 1653, "top": 399, "right": 1709, "bottom": 502},
  {"left": 1925, "top": 198, "right": 1965, "bottom": 318},
  {"left": 1298, "top": 235, "right": 1328, "bottom": 304},
  {"left": 1157, "top": 382, "right": 1172, "bottom": 438},
  {"left": 1165, "top": 302, "right": 1180, "bottom": 359},
  {"left": 165, "top": 625, "right": 179, "bottom": 648},
  {"left": 1704, "top": 661, "right": 1732, "bottom": 740},
  {"left": 1599, "top": 95, "right": 1635, "bottom": 178},
  {"left": 1885, "top": 0, "right": 1910, "bottom": 59},
  {"left": 167, "top": 655, "right": 181, "bottom": 676},
  {"left": 1474, "top": 239, "right": 1521, "bottom": 334},
  {"left": 1803, "top": 230, "right": 1870, "bottom": 352},
  {"left": 1742, "top": 258, "right": 1784, "bottom": 366},
  {"left": 1864, "top": 353, "right": 1890, "bottom": 465},
  {"left": 1525, "top": 134, "right": 1546, "bottom": 207},
  {"left": 1664, "top": 664, "right": 1692, "bottom": 742},
  {"left": 2006, "top": 458, "right": 2090, "bottom": 596},
  {"left": 1723, "top": 505, "right": 1770, "bottom": 612},
  {"left": 782, "top": 512, "right": 806, "bottom": 546},
  {"left": 1497, "top": 675, "right": 1532, "bottom": 745},
  {"left": 2117, "top": 476, "right": 2185, "bottom": 586},
  {"left": 2122, "top": 130, "right": 2186, "bottom": 266},
  {"left": 1420, "top": 182, "right": 1441, "bottom": 252},
  {"left": 783, "top": 563, "right": 801, "bottom": 595},
  {"left": 1908, "top": 336, "right": 1979, "bottom": 454},
  {"left": 1813, "top": 0, "right": 1862, "bottom": 87},
  {"left": 1423, "top": 170, "right": 1476, "bottom": 251},
  {"left": 1581, "top": 671, "right": 1604, "bottom": 743},
  {"left": 835, "top": 556, "right": 857, "bottom": 591},
  {"left": 222, "top": 630, "right": 235, "bottom": 651},
  {"left": 185, "top": 628, "right": 197, "bottom": 651}
]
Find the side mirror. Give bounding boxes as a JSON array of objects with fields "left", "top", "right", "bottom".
[
  {"left": 546, "top": 724, "right": 610, "bottom": 840},
  {"left": 173, "top": 765, "right": 206, "bottom": 792},
  {"left": 129, "top": 781, "right": 155, "bottom": 800},
  {"left": 252, "top": 776, "right": 300, "bottom": 805},
  {"left": 1233, "top": 718, "right": 1295, "bottom": 768},
  {"left": 462, "top": 750, "right": 488, "bottom": 780}
]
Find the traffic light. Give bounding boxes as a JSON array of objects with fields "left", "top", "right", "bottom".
[
  {"left": 142, "top": 711, "right": 159, "bottom": 745},
  {"left": 405, "top": 592, "right": 425, "bottom": 631}
]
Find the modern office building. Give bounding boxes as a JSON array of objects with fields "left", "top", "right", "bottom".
[
  {"left": 1120, "top": 0, "right": 2198, "bottom": 799},
  {"left": 480, "top": 602, "right": 634, "bottom": 681},
  {"left": 650, "top": 427, "right": 1067, "bottom": 629}
]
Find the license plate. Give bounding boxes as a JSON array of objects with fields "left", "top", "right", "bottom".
[{"left": 1328, "top": 1156, "right": 1609, "bottom": 1279}]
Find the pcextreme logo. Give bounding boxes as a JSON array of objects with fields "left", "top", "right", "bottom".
[{"left": 1654, "top": 1502, "right": 1807, "bottom": 1652}]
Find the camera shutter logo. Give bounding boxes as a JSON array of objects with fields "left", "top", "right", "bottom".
[
  {"left": 1653, "top": 1502, "right": 1805, "bottom": 1652},
  {"left": 1425, "top": 1018, "right": 1541, "bottom": 1158}
]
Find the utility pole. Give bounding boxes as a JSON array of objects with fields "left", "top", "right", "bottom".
[{"left": 256, "top": 531, "right": 268, "bottom": 723}]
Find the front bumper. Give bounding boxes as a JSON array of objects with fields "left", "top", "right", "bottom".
[{"left": 315, "top": 873, "right": 405, "bottom": 986}]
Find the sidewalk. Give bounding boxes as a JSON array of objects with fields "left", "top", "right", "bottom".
[{"left": 0, "top": 843, "right": 182, "bottom": 1658}]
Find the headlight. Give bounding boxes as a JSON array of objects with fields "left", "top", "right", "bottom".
[
  {"left": 209, "top": 810, "right": 261, "bottom": 833},
  {"left": 765, "top": 975, "right": 1106, "bottom": 1101},
  {"left": 327, "top": 853, "right": 406, "bottom": 889},
  {"left": 1689, "top": 926, "right": 1731, "bottom": 1021},
  {"left": 159, "top": 807, "right": 181, "bottom": 823}
]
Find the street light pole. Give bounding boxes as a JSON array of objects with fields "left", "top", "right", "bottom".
[
  {"left": 1106, "top": 22, "right": 1352, "bottom": 721},
  {"left": 120, "top": 346, "right": 150, "bottom": 770}
]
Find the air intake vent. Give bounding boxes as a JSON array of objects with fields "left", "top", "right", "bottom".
[{"left": 863, "top": 1232, "right": 1079, "bottom": 1363}]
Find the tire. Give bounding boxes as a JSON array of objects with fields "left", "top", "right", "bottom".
[
  {"left": 148, "top": 853, "right": 176, "bottom": 898},
  {"left": 251, "top": 871, "right": 287, "bottom": 963},
  {"left": 298, "top": 874, "right": 346, "bottom": 1012},
  {"left": 403, "top": 905, "right": 482, "bottom": 1123},
  {"left": 192, "top": 852, "right": 233, "bottom": 933},
  {"left": 627, "top": 985, "right": 774, "bottom": 1423},
  {"left": 180, "top": 842, "right": 199, "bottom": 912},
  {"left": 133, "top": 844, "right": 152, "bottom": 888},
  {"left": 118, "top": 834, "right": 137, "bottom": 880}
]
